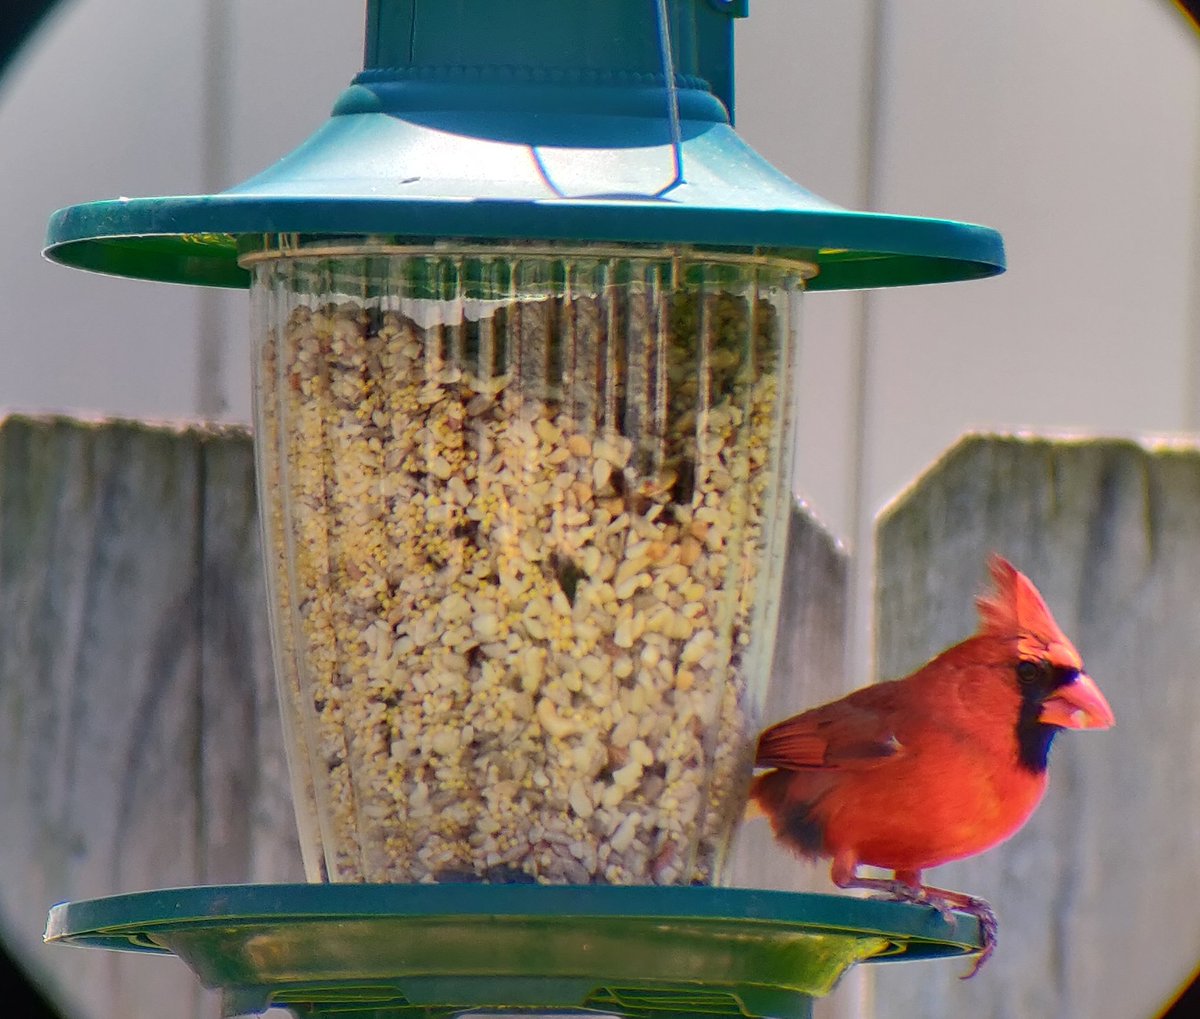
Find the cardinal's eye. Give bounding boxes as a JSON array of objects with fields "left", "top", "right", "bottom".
[{"left": 1016, "top": 660, "right": 1047, "bottom": 685}]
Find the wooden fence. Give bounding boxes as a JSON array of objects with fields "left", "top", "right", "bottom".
[
  {"left": 0, "top": 416, "right": 301, "bottom": 1019},
  {"left": 0, "top": 416, "right": 1196, "bottom": 1018},
  {"left": 871, "top": 434, "right": 1200, "bottom": 1017}
]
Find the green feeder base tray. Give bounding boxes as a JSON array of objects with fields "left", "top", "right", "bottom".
[{"left": 45, "top": 884, "right": 980, "bottom": 1018}]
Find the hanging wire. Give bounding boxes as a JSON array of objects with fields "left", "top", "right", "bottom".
[{"left": 654, "top": 0, "right": 685, "bottom": 193}]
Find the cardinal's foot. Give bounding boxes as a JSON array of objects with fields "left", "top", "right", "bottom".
[
  {"left": 955, "top": 898, "right": 998, "bottom": 979},
  {"left": 831, "top": 871, "right": 998, "bottom": 976},
  {"left": 917, "top": 887, "right": 998, "bottom": 979}
]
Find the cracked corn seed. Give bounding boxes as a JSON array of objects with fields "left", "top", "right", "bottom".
[{"left": 251, "top": 250, "right": 800, "bottom": 885}]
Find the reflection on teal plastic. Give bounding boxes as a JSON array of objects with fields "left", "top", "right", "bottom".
[
  {"left": 42, "top": 0, "right": 1004, "bottom": 293},
  {"left": 46, "top": 885, "right": 980, "bottom": 1019}
]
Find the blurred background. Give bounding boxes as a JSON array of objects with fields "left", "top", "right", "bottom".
[
  {"left": 0, "top": 1, "right": 1197, "bottom": 1016},
  {"left": 2, "top": 0, "right": 1197, "bottom": 661}
]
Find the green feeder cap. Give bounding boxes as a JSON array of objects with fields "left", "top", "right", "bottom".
[{"left": 44, "top": 0, "right": 1004, "bottom": 291}]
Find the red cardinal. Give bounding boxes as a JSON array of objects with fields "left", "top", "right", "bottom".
[{"left": 749, "top": 555, "right": 1114, "bottom": 976}]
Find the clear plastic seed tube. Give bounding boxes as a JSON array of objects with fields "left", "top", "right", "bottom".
[{"left": 248, "top": 242, "right": 806, "bottom": 885}]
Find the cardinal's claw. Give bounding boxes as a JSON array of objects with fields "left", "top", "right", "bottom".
[
  {"left": 915, "top": 891, "right": 959, "bottom": 928},
  {"left": 910, "top": 887, "right": 998, "bottom": 978},
  {"left": 841, "top": 874, "right": 998, "bottom": 975},
  {"left": 953, "top": 897, "right": 998, "bottom": 979}
]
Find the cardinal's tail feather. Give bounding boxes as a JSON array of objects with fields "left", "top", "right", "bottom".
[{"left": 748, "top": 770, "right": 826, "bottom": 859}]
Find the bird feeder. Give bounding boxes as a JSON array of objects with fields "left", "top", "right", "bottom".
[{"left": 43, "top": 2, "right": 1003, "bottom": 1016}]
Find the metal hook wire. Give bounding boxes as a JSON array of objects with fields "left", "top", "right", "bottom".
[{"left": 654, "top": 0, "right": 685, "bottom": 193}]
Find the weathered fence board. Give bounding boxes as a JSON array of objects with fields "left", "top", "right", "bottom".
[
  {"left": 196, "top": 433, "right": 300, "bottom": 889},
  {"left": 871, "top": 433, "right": 1200, "bottom": 1018},
  {"left": 0, "top": 415, "right": 303, "bottom": 1019},
  {"left": 728, "top": 500, "right": 850, "bottom": 893},
  {"left": 726, "top": 503, "right": 858, "bottom": 1019}
]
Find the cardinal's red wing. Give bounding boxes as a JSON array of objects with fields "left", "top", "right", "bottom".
[{"left": 755, "top": 687, "right": 906, "bottom": 771}]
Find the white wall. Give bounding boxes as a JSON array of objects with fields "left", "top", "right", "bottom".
[
  {"left": 0, "top": 0, "right": 361, "bottom": 423},
  {"left": 740, "top": 0, "right": 1200, "bottom": 532},
  {"left": 3, "top": 0, "right": 1196, "bottom": 541}
]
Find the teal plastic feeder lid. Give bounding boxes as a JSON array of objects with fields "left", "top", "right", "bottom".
[
  {"left": 45, "top": 884, "right": 983, "bottom": 1019},
  {"left": 44, "top": 0, "right": 1004, "bottom": 291}
]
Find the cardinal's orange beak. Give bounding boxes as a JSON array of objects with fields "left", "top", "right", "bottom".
[{"left": 1039, "top": 672, "right": 1115, "bottom": 730}]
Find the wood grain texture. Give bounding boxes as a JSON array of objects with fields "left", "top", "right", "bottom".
[
  {"left": 0, "top": 415, "right": 302, "bottom": 1019},
  {"left": 726, "top": 500, "right": 861, "bottom": 1019},
  {"left": 197, "top": 432, "right": 301, "bottom": 888},
  {"left": 728, "top": 498, "right": 850, "bottom": 893},
  {"left": 871, "top": 433, "right": 1200, "bottom": 1018}
]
